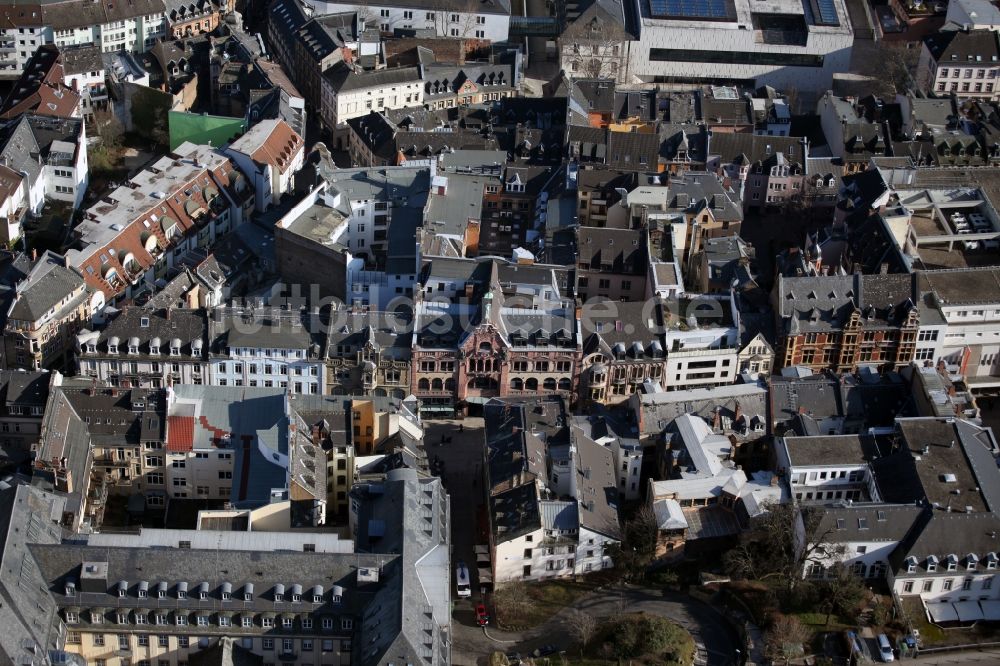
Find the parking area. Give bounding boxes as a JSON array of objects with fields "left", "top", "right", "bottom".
[{"left": 422, "top": 418, "right": 498, "bottom": 664}]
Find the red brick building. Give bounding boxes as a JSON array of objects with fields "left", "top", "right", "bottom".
[{"left": 774, "top": 273, "right": 919, "bottom": 373}]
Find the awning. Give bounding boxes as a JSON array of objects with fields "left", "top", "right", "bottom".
[
  {"left": 926, "top": 601, "right": 959, "bottom": 623},
  {"left": 595, "top": 144, "right": 607, "bottom": 159},
  {"left": 161, "top": 216, "right": 177, "bottom": 234},
  {"left": 185, "top": 199, "right": 204, "bottom": 217},
  {"left": 956, "top": 601, "right": 984, "bottom": 622},
  {"left": 980, "top": 600, "right": 1000, "bottom": 619},
  {"left": 477, "top": 567, "right": 493, "bottom": 583},
  {"left": 465, "top": 397, "right": 490, "bottom": 405},
  {"left": 205, "top": 185, "right": 219, "bottom": 201},
  {"left": 474, "top": 545, "right": 490, "bottom": 557}
]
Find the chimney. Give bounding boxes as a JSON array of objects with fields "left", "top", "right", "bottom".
[
  {"left": 165, "top": 306, "right": 172, "bottom": 321},
  {"left": 880, "top": 262, "right": 889, "bottom": 275},
  {"left": 713, "top": 406, "right": 721, "bottom": 430},
  {"left": 31, "top": 248, "right": 37, "bottom": 262},
  {"left": 798, "top": 405, "right": 807, "bottom": 414},
  {"left": 733, "top": 400, "right": 742, "bottom": 423},
  {"left": 185, "top": 284, "right": 200, "bottom": 309}
]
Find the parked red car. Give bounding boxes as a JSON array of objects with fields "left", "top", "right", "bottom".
[{"left": 475, "top": 603, "right": 490, "bottom": 627}]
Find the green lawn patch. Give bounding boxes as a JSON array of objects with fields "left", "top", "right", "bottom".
[
  {"left": 793, "top": 611, "right": 854, "bottom": 632},
  {"left": 494, "top": 576, "right": 610, "bottom": 631}
]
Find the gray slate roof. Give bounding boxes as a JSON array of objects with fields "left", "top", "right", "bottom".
[
  {"left": 0, "top": 483, "right": 66, "bottom": 666},
  {"left": 7, "top": 251, "right": 87, "bottom": 322}
]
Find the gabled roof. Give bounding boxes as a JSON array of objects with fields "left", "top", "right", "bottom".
[
  {"left": 7, "top": 251, "right": 87, "bottom": 322},
  {"left": 925, "top": 29, "right": 1000, "bottom": 65},
  {"left": 227, "top": 118, "right": 303, "bottom": 174},
  {"left": 0, "top": 482, "right": 65, "bottom": 666},
  {"left": 808, "top": 503, "right": 923, "bottom": 545},
  {"left": 0, "top": 45, "right": 79, "bottom": 119},
  {"left": 324, "top": 63, "right": 421, "bottom": 94}
]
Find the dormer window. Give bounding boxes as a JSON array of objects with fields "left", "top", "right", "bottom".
[
  {"left": 967, "top": 554, "right": 979, "bottom": 570},
  {"left": 274, "top": 583, "right": 285, "bottom": 602},
  {"left": 65, "top": 610, "right": 78, "bottom": 624},
  {"left": 905, "top": 556, "right": 918, "bottom": 573},
  {"left": 988, "top": 554, "right": 998, "bottom": 569},
  {"left": 947, "top": 555, "right": 958, "bottom": 571},
  {"left": 86, "top": 344, "right": 95, "bottom": 353},
  {"left": 927, "top": 555, "right": 938, "bottom": 573}
]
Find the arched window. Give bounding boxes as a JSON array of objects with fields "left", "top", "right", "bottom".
[
  {"left": 444, "top": 378, "right": 455, "bottom": 391},
  {"left": 510, "top": 378, "right": 524, "bottom": 390},
  {"left": 418, "top": 378, "right": 430, "bottom": 390},
  {"left": 525, "top": 378, "right": 538, "bottom": 391},
  {"left": 431, "top": 378, "right": 443, "bottom": 390},
  {"left": 558, "top": 378, "right": 571, "bottom": 391},
  {"left": 543, "top": 378, "right": 556, "bottom": 390}
]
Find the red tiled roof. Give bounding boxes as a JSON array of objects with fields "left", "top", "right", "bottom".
[
  {"left": 248, "top": 120, "right": 303, "bottom": 174},
  {"left": 166, "top": 415, "right": 194, "bottom": 452},
  {"left": 79, "top": 164, "right": 239, "bottom": 299}
]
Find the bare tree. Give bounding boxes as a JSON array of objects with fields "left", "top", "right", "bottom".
[
  {"left": 93, "top": 108, "right": 124, "bottom": 149},
  {"left": 764, "top": 615, "right": 809, "bottom": 665},
  {"left": 608, "top": 503, "right": 660, "bottom": 580},
  {"left": 492, "top": 581, "right": 534, "bottom": 627},
  {"left": 859, "top": 40, "right": 920, "bottom": 98},
  {"left": 566, "top": 609, "right": 598, "bottom": 656},
  {"left": 823, "top": 565, "right": 866, "bottom": 626},
  {"left": 433, "top": 0, "right": 484, "bottom": 39},
  {"left": 561, "top": 16, "right": 628, "bottom": 82},
  {"left": 350, "top": 5, "right": 379, "bottom": 31},
  {"left": 724, "top": 502, "right": 846, "bottom": 598}
]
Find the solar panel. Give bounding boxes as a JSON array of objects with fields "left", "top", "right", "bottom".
[
  {"left": 810, "top": 0, "right": 840, "bottom": 26},
  {"left": 649, "top": 0, "right": 738, "bottom": 21}
]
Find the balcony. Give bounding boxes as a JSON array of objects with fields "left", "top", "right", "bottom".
[
  {"left": 667, "top": 345, "right": 736, "bottom": 358},
  {"left": 94, "top": 455, "right": 130, "bottom": 468}
]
